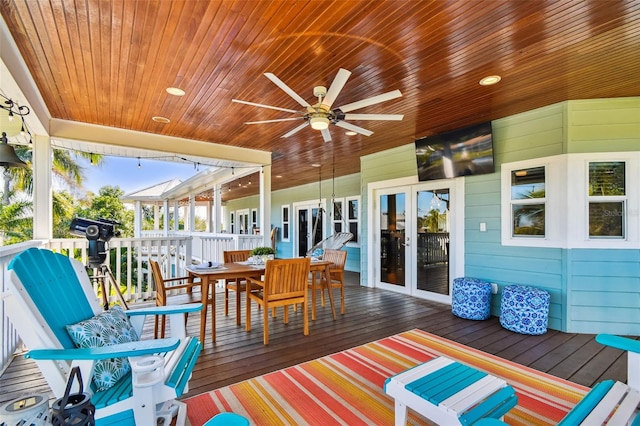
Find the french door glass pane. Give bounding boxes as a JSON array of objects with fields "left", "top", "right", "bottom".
[
  {"left": 380, "top": 193, "right": 405, "bottom": 287},
  {"left": 416, "top": 189, "right": 449, "bottom": 295}
]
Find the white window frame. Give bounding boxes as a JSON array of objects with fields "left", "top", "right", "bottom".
[
  {"left": 502, "top": 153, "right": 640, "bottom": 249},
  {"left": 346, "top": 195, "right": 361, "bottom": 247},
  {"left": 281, "top": 205, "right": 290, "bottom": 242},
  {"left": 567, "top": 153, "right": 639, "bottom": 249},
  {"left": 501, "top": 155, "right": 566, "bottom": 248},
  {"left": 586, "top": 161, "right": 626, "bottom": 240},
  {"left": 331, "top": 197, "right": 345, "bottom": 235},
  {"left": 251, "top": 208, "right": 258, "bottom": 234}
]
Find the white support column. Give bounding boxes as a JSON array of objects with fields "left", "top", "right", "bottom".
[
  {"left": 133, "top": 200, "right": 141, "bottom": 238},
  {"left": 173, "top": 200, "right": 179, "bottom": 232},
  {"left": 260, "top": 164, "right": 271, "bottom": 247},
  {"left": 188, "top": 194, "right": 195, "bottom": 232},
  {"left": 163, "top": 200, "right": 169, "bottom": 236},
  {"left": 32, "top": 134, "right": 52, "bottom": 240},
  {"left": 206, "top": 199, "right": 213, "bottom": 232},
  {"left": 214, "top": 183, "right": 222, "bottom": 233},
  {"left": 154, "top": 204, "right": 160, "bottom": 230}
]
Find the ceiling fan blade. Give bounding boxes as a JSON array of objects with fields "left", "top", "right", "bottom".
[
  {"left": 321, "top": 128, "right": 332, "bottom": 143},
  {"left": 337, "top": 89, "right": 402, "bottom": 113},
  {"left": 282, "top": 122, "right": 309, "bottom": 138},
  {"left": 232, "top": 99, "right": 300, "bottom": 114},
  {"left": 322, "top": 68, "right": 351, "bottom": 109},
  {"left": 245, "top": 117, "right": 304, "bottom": 124},
  {"left": 344, "top": 113, "right": 404, "bottom": 121},
  {"left": 335, "top": 121, "right": 374, "bottom": 136},
  {"left": 264, "top": 73, "right": 311, "bottom": 108}
]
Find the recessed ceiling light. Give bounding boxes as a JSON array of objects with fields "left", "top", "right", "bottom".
[
  {"left": 345, "top": 131, "right": 357, "bottom": 136},
  {"left": 152, "top": 116, "right": 170, "bottom": 123},
  {"left": 275, "top": 175, "right": 282, "bottom": 178},
  {"left": 166, "top": 87, "right": 185, "bottom": 96},
  {"left": 479, "top": 75, "right": 501, "bottom": 86},
  {"left": 311, "top": 163, "right": 321, "bottom": 168}
]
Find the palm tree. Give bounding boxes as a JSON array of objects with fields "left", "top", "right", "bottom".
[
  {"left": 2, "top": 146, "right": 105, "bottom": 241},
  {"left": 0, "top": 189, "right": 32, "bottom": 245},
  {"left": 426, "top": 209, "right": 441, "bottom": 232}
]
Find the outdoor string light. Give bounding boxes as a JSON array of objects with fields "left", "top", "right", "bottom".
[{"left": 0, "top": 93, "right": 32, "bottom": 142}]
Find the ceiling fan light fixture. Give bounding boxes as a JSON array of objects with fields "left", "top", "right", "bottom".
[{"left": 310, "top": 116, "right": 330, "bottom": 130}]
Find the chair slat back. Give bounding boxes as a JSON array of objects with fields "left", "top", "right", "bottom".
[
  {"left": 223, "top": 250, "right": 251, "bottom": 263},
  {"left": 149, "top": 258, "right": 167, "bottom": 305},
  {"left": 323, "top": 249, "right": 347, "bottom": 272},
  {"left": 263, "top": 258, "right": 310, "bottom": 302},
  {"left": 8, "top": 248, "right": 97, "bottom": 349}
]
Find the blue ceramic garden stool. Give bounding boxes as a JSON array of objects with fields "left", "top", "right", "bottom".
[
  {"left": 451, "top": 277, "right": 492, "bottom": 320},
  {"left": 500, "top": 285, "right": 550, "bottom": 335},
  {"left": 204, "top": 412, "right": 250, "bottom": 426}
]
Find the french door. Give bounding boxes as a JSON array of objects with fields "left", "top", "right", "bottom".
[
  {"left": 374, "top": 180, "right": 461, "bottom": 303},
  {"left": 294, "top": 201, "right": 325, "bottom": 257},
  {"left": 236, "top": 209, "right": 250, "bottom": 234}
]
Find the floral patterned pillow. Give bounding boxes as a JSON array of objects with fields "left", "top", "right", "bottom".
[{"left": 66, "top": 305, "right": 139, "bottom": 391}]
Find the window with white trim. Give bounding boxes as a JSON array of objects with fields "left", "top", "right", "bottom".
[
  {"left": 502, "top": 153, "right": 639, "bottom": 249},
  {"left": 588, "top": 161, "right": 626, "bottom": 239},
  {"left": 332, "top": 198, "right": 344, "bottom": 234},
  {"left": 281, "top": 205, "right": 290, "bottom": 242},
  {"left": 511, "top": 166, "right": 546, "bottom": 237},
  {"left": 251, "top": 208, "right": 258, "bottom": 234},
  {"left": 346, "top": 196, "right": 360, "bottom": 246}
]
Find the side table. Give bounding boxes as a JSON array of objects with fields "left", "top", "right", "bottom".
[{"left": 384, "top": 357, "right": 517, "bottom": 426}]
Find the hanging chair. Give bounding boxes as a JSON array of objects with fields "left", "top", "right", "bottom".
[{"left": 306, "top": 232, "right": 353, "bottom": 257}]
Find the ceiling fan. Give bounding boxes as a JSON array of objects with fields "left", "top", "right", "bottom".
[{"left": 232, "top": 68, "right": 403, "bottom": 142}]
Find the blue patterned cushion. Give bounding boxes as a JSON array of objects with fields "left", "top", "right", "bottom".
[
  {"left": 500, "top": 285, "right": 550, "bottom": 335},
  {"left": 452, "top": 277, "right": 492, "bottom": 320},
  {"left": 66, "top": 305, "right": 138, "bottom": 391}
]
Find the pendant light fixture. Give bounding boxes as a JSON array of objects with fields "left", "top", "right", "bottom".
[{"left": 0, "top": 132, "right": 27, "bottom": 168}]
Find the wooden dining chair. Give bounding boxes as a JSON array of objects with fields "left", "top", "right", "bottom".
[
  {"left": 319, "top": 249, "right": 348, "bottom": 314},
  {"left": 223, "top": 249, "right": 257, "bottom": 325},
  {"left": 150, "top": 258, "right": 202, "bottom": 338},
  {"left": 246, "top": 257, "right": 311, "bottom": 345}
]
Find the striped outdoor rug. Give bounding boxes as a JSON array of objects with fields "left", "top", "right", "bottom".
[{"left": 184, "top": 329, "right": 589, "bottom": 425}]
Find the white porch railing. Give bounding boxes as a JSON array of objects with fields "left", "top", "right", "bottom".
[{"left": 0, "top": 232, "right": 264, "bottom": 374}]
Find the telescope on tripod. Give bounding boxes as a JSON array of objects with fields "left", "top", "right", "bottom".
[{"left": 70, "top": 217, "right": 128, "bottom": 309}]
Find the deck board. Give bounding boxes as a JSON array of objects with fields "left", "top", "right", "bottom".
[{"left": 0, "top": 271, "right": 629, "bottom": 405}]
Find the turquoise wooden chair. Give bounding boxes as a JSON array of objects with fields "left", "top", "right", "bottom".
[
  {"left": 475, "top": 334, "right": 640, "bottom": 425},
  {"left": 4, "top": 248, "right": 203, "bottom": 426}
]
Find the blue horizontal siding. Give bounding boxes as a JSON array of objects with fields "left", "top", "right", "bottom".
[
  {"left": 572, "top": 291, "right": 640, "bottom": 308},
  {"left": 567, "top": 249, "right": 640, "bottom": 334},
  {"left": 571, "top": 276, "right": 640, "bottom": 292}
]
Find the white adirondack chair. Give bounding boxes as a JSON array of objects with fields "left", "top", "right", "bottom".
[{"left": 3, "top": 248, "right": 203, "bottom": 426}]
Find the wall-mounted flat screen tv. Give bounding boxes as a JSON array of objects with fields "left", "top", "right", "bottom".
[{"left": 415, "top": 121, "right": 494, "bottom": 181}]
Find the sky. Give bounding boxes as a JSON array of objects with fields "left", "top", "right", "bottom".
[{"left": 78, "top": 156, "right": 203, "bottom": 195}]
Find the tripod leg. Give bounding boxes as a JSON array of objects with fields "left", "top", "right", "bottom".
[
  {"left": 103, "top": 265, "right": 129, "bottom": 310},
  {"left": 99, "top": 277, "right": 109, "bottom": 311}
]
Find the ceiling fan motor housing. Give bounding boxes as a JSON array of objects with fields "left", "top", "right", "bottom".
[{"left": 313, "top": 86, "right": 327, "bottom": 97}]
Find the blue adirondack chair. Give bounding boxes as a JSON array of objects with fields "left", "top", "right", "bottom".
[
  {"left": 471, "top": 334, "right": 640, "bottom": 425},
  {"left": 4, "top": 248, "right": 203, "bottom": 426}
]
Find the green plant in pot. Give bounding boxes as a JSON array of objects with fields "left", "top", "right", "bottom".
[{"left": 250, "top": 246, "right": 275, "bottom": 263}]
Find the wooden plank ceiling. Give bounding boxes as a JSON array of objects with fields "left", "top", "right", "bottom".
[{"left": 2, "top": 0, "right": 639, "bottom": 200}]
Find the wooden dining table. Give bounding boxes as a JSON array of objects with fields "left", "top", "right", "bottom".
[{"left": 186, "top": 259, "right": 335, "bottom": 343}]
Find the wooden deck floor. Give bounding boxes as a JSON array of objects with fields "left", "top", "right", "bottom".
[{"left": 0, "top": 271, "right": 631, "bottom": 405}]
